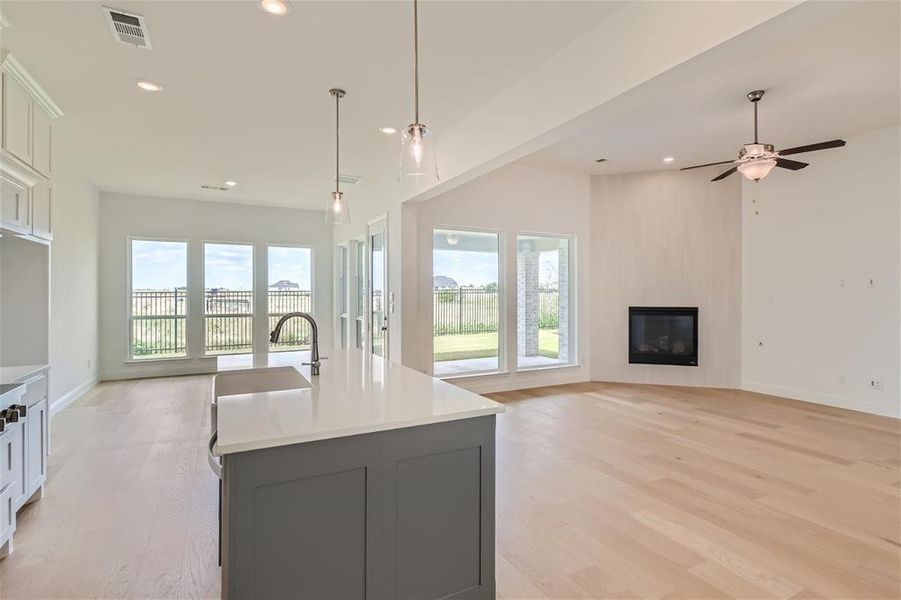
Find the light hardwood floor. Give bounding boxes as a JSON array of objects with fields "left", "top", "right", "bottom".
[{"left": 0, "top": 378, "right": 898, "bottom": 599}]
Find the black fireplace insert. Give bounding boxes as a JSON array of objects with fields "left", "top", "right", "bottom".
[{"left": 629, "top": 307, "right": 698, "bottom": 366}]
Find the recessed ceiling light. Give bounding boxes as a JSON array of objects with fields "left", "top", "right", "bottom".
[
  {"left": 260, "top": 0, "right": 289, "bottom": 16},
  {"left": 662, "top": 156, "right": 676, "bottom": 163},
  {"left": 380, "top": 127, "right": 397, "bottom": 135},
  {"left": 136, "top": 79, "right": 163, "bottom": 92},
  {"left": 224, "top": 180, "right": 238, "bottom": 188}
]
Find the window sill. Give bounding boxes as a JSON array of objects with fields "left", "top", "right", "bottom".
[
  {"left": 124, "top": 356, "right": 201, "bottom": 364},
  {"left": 438, "top": 369, "right": 510, "bottom": 381},
  {"left": 515, "top": 362, "right": 581, "bottom": 374}
]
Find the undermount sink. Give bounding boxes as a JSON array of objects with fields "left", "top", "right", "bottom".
[{"left": 214, "top": 366, "right": 311, "bottom": 399}]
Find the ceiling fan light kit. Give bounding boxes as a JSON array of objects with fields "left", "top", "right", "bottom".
[{"left": 681, "top": 89, "right": 846, "bottom": 183}]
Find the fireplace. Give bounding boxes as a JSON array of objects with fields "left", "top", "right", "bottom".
[{"left": 629, "top": 307, "right": 698, "bottom": 366}]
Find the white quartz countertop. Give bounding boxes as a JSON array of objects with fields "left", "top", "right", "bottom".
[
  {"left": 214, "top": 351, "right": 504, "bottom": 455},
  {"left": 0, "top": 364, "right": 49, "bottom": 384}
]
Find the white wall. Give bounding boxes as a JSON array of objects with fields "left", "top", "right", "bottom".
[
  {"left": 408, "top": 163, "right": 591, "bottom": 393},
  {"left": 0, "top": 120, "right": 101, "bottom": 412},
  {"left": 590, "top": 168, "right": 743, "bottom": 388},
  {"left": 742, "top": 125, "right": 900, "bottom": 417},
  {"left": 48, "top": 159, "right": 100, "bottom": 409},
  {"left": 98, "top": 193, "right": 332, "bottom": 380}
]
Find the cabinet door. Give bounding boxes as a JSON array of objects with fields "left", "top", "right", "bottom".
[
  {"left": 32, "top": 105, "right": 52, "bottom": 176},
  {"left": 31, "top": 179, "right": 52, "bottom": 240},
  {"left": 2, "top": 73, "right": 32, "bottom": 164},
  {"left": 1, "top": 422, "right": 24, "bottom": 510},
  {"left": 0, "top": 175, "right": 30, "bottom": 233},
  {"left": 223, "top": 434, "right": 383, "bottom": 600},
  {"left": 25, "top": 398, "right": 47, "bottom": 496},
  {"left": 0, "top": 483, "right": 15, "bottom": 548}
]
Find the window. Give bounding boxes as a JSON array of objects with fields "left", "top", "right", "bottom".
[
  {"left": 337, "top": 244, "right": 349, "bottom": 349},
  {"left": 353, "top": 239, "right": 366, "bottom": 350},
  {"left": 268, "top": 245, "right": 313, "bottom": 351},
  {"left": 129, "top": 239, "right": 187, "bottom": 360},
  {"left": 517, "top": 234, "right": 574, "bottom": 368},
  {"left": 432, "top": 229, "right": 501, "bottom": 376},
  {"left": 204, "top": 243, "right": 254, "bottom": 355}
]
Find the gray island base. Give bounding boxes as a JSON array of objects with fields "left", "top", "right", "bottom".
[{"left": 221, "top": 415, "right": 496, "bottom": 600}]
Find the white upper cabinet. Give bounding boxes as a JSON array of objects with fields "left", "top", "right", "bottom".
[
  {"left": 32, "top": 104, "right": 52, "bottom": 177},
  {"left": 2, "top": 72, "right": 33, "bottom": 165},
  {"left": 0, "top": 174, "right": 31, "bottom": 235},
  {"left": 0, "top": 54, "right": 62, "bottom": 240}
]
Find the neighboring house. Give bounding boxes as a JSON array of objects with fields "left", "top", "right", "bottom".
[
  {"left": 433, "top": 275, "right": 458, "bottom": 289},
  {"left": 270, "top": 279, "right": 300, "bottom": 290}
]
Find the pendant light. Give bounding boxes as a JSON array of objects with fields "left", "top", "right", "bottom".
[
  {"left": 326, "top": 88, "right": 350, "bottom": 225},
  {"left": 400, "top": 0, "right": 438, "bottom": 181}
]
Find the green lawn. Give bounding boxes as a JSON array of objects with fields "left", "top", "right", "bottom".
[{"left": 433, "top": 330, "right": 559, "bottom": 362}]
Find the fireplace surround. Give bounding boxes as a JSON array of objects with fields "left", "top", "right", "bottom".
[{"left": 629, "top": 306, "right": 698, "bottom": 366}]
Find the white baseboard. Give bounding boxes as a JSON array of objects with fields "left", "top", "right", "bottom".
[
  {"left": 101, "top": 363, "right": 216, "bottom": 381},
  {"left": 51, "top": 377, "right": 97, "bottom": 417},
  {"left": 741, "top": 379, "right": 899, "bottom": 419}
]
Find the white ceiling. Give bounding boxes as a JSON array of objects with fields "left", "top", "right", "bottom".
[
  {"left": 521, "top": 1, "right": 900, "bottom": 177},
  {"left": 0, "top": 1, "right": 621, "bottom": 208}
]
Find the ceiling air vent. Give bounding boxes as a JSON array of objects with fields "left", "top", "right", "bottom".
[
  {"left": 338, "top": 174, "right": 362, "bottom": 185},
  {"left": 200, "top": 184, "right": 229, "bottom": 192},
  {"left": 103, "top": 6, "right": 152, "bottom": 49}
]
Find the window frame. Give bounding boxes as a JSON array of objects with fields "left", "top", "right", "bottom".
[
  {"left": 201, "top": 240, "right": 256, "bottom": 357},
  {"left": 335, "top": 242, "right": 349, "bottom": 350},
  {"left": 514, "top": 230, "right": 578, "bottom": 372},
  {"left": 126, "top": 236, "right": 191, "bottom": 362},
  {"left": 266, "top": 242, "right": 316, "bottom": 353},
  {"left": 430, "top": 225, "right": 506, "bottom": 379}
]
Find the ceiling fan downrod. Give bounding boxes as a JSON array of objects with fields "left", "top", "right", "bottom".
[{"left": 748, "top": 89, "right": 765, "bottom": 144}]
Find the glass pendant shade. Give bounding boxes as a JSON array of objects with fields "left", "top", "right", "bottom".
[
  {"left": 326, "top": 191, "right": 350, "bottom": 225},
  {"left": 400, "top": 123, "right": 438, "bottom": 180},
  {"left": 737, "top": 158, "right": 777, "bottom": 182}
]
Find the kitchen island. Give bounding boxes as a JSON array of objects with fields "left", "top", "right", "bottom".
[{"left": 212, "top": 351, "right": 504, "bottom": 600}]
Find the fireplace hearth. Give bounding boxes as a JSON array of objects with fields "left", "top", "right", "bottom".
[{"left": 629, "top": 307, "right": 698, "bottom": 366}]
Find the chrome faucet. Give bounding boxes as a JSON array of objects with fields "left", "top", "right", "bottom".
[{"left": 269, "top": 312, "right": 321, "bottom": 376}]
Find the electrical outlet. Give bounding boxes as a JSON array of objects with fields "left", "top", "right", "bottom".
[
  {"left": 839, "top": 375, "right": 847, "bottom": 386},
  {"left": 868, "top": 378, "right": 883, "bottom": 390}
]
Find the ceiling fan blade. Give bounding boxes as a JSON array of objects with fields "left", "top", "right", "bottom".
[
  {"left": 711, "top": 166, "right": 738, "bottom": 181},
  {"left": 680, "top": 159, "right": 734, "bottom": 171},
  {"left": 776, "top": 158, "right": 809, "bottom": 171},
  {"left": 778, "top": 139, "right": 846, "bottom": 156}
]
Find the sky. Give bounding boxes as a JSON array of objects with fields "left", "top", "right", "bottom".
[
  {"left": 433, "top": 250, "right": 498, "bottom": 287},
  {"left": 433, "top": 249, "right": 560, "bottom": 288},
  {"left": 131, "top": 241, "right": 311, "bottom": 290}
]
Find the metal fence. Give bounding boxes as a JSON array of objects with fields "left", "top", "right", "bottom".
[
  {"left": 432, "top": 287, "right": 559, "bottom": 336},
  {"left": 131, "top": 286, "right": 559, "bottom": 356},
  {"left": 130, "top": 289, "right": 313, "bottom": 357}
]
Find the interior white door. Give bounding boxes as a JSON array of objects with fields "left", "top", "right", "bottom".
[{"left": 368, "top": 218, "right": 388, "bottom": 359}]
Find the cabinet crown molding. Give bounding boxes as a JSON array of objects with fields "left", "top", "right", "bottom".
[{"left": 1, "top": 53, "right": 64, "bottom": 119}]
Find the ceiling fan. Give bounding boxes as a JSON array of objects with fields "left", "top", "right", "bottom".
[{"left": 681, "top": 90, "right": 846, "bottom": 182}]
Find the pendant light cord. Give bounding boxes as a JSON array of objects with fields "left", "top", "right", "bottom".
[
  {"left": 413, "top": 0, "right": 419, "bottom": 124},
  {"left": 335, "top": 91, "right": 340, "bottom": 193}
]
